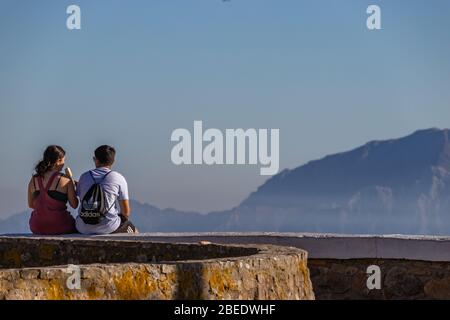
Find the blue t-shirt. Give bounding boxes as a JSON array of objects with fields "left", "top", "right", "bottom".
[{"left": 75, "top": 167, "right": 129, "bottom": 234}]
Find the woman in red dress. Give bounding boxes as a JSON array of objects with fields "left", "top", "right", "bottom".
[{"left": 28, "top": 145, "right": 78, "bottom": 235}]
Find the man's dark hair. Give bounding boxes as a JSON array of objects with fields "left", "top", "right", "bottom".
[{"left": 95, "top": 145, "right": 116, "bottom": 166}]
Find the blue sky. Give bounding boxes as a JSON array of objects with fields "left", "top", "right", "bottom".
[{"left": 1, "top": 0, "right": 450, "bottom": 216}]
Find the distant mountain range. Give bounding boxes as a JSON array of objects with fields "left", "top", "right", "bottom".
[
  {"left": 2, "top": 128, "right": 450, "bottom": 235},
  {"left": 236, "top": 128, "right": 450, "bottom": 234}
]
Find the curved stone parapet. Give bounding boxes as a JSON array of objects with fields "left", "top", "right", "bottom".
[
  {"left": 0, "top": 236, "right": 314, "bottom": 300},
  {"left": 96, "top": 232, "right": 450, "bottom": 300}
]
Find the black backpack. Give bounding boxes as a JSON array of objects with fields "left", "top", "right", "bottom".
[{"left": 79, "top": 170, "right": 113, "bottom": 225}]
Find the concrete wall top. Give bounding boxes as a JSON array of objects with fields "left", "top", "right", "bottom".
[
  {"left": 104, "top": 233, "right": 450, "bottom": 262},
  {"left": 3, "top": 232, "right": 450, "bottom": 262}
]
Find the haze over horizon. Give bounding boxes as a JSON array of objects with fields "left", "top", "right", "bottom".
[
  {"left": 1, "top": 0, "right": 450, "bottom": 217},
  {"left": 3, "top": 127, "right": 450, "bottom": 236}
]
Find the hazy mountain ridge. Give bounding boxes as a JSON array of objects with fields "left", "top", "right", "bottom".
[
  {"left": 235, "top": 128, "right": 450, "bottom": 234},
  {"left": 2, "top": 128, "right": 450, "bottom": 235},
  {"left": 243, "top": 128, "right": 450, "bottom": 206},
  {"left": 0, "top": 201, "right": 231, "bottom": 234}
]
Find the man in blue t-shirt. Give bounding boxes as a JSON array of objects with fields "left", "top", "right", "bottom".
[{"left": 75, "top": 145, "right": 137, "bottom": 234}]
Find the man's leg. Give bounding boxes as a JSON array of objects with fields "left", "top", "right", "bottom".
[{"left": 112, "top": 214, "right": 138, "bottom": 234}]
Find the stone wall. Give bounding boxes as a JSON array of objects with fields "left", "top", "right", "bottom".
[
  {"left": 0, "top": 237, "right": 258, "bottom": 269},
  {"left": 0, "top": 236, "right": 314, "bottom": 300},
  {"left": 100, "top": 232, "right": 450, "bottom": 300},
  {"left": 309, "top": 259, "right": 450, "bottom": 300},
  {"left": 4, "top": 233, "right": 450, "bottom": 300}
]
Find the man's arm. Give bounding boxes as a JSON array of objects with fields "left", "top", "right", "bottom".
[
  {"left": 117, "top": 174, "right": 130, "bottom": 218},
  {"left": 119, "top": 200, "right": 131, "bottom": 219}
]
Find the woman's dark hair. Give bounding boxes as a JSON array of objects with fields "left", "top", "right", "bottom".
[
  {"left": 95, "top": 145, "right": 116, "bottom": 166},
  {"left": 35, "top": 145, "right": 66, "bottom": 177}
]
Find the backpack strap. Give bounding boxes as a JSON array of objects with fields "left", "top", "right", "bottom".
[
  {"left": 98, "top": 170, "right": 115, "bottom": 212},
  {"left": 89, "top": 170, "right": 113, "bottom": 184},
  {"left": 88, "top": 170, "right": 96, "bottom": 183},
  {"left": 101, "top": 170, "right": 113, "bottom": 182}
]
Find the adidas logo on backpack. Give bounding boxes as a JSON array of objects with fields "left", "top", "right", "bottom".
[{"left": 80, "top": 170, "right": 113, "bottom": 224}]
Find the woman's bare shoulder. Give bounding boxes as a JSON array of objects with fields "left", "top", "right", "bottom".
[
  {"left": 29, "top": 175, "right": 38, "bottom": 184},
  {"left": 58, "top": 174, "right": 71, "bottom": 185}
]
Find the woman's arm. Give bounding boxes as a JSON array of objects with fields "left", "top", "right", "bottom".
[
  {"left": 67, "top": 179, "right": 79, "bottom": 209},
  {"left": 27, "top": 178, "right": 35, "bottom": 209}
]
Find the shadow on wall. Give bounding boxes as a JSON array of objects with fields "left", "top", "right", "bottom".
[{"left": 174, "top": 263, "right": 207, "bottom": 299}]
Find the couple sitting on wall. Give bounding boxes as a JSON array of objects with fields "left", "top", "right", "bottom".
[{"left": 27, "top": 145, "right": 137, "bottom": 235}]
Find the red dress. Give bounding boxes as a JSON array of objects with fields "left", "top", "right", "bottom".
[{"left": 29, "top": 172, "right": 76, "bottom": 235}]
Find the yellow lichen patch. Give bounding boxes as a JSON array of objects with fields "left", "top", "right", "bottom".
[
  {"left": 157, "top": 271, "right": 177, "bottom": 299},
  {"left": 298, "top": 260, "right": 314, "bottom": 299},
  {"left": 298, "top": 261, "right": 311, "bottom": 279},
  {"left": 113, "top": 268, "right": 157, "bottom": 300},
  {"left": 3, "top": 249, "right": 21, "bottom": 268},
  {"left": 208, "top": 267, "right": 237, "bottom": 299},
  {"left": 87, "top": 284, "right": 103, "bottom": 300},
  {"left": 39, "top": 244, "right": 55, "bottom": 261},
  {"left": 45, "top": 279, "right": 66, "bottom": 300}
]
